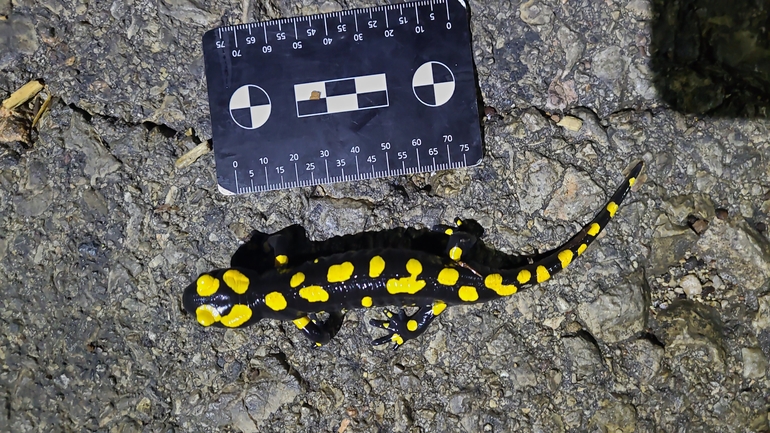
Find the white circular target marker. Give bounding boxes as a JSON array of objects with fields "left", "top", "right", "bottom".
[
  {"left": 412, "top": 61, "right": 456, "bottom": 107},
  {"left": 229, "top": 85, "right": 272, "bottom": 129}
]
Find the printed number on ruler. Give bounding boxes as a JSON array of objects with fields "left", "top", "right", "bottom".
[{"left": 203, "top": 0, "right": 482, "bottom": 194}]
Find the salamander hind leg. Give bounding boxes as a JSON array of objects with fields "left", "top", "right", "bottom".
[
  {"left": 293, "top": 311, "right": 345, "bottom": 347},
  {"left": 369, "top": 302, "right": 447, "bottom": 350}
]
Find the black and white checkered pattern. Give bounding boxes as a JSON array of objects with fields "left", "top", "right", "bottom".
[{"left": 294, "top": 73, "right": 389, "bottom": 117}]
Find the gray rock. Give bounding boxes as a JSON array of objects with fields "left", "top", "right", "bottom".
[
  {"left": 679, "top": 274, "right": 703, "bottom": 297},
  {"left": 649, "top": 214, "right": 699, "bottom": 275},
  {"left": 741, "top": 347, "right": 768, "bottom": 379},
  {"left": 577, "top": 277, "right": 646, "bottom": 343},
  {"left": 0, "top": 15, "right": 38, "bottom": 69},
  {"left": 562, "top": 335, "right": 602, "bottom": 381},
  {"left": 694, "top": 217, "right": 770, "bottom": 292}
]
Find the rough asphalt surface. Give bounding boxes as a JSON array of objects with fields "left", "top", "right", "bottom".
[{"left": 1, "top": 0, "right": 769, "bottom": 431}]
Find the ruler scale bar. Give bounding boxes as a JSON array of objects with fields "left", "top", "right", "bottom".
[{"left": 204, "top": 0, "right": 481, "bottom": 195}]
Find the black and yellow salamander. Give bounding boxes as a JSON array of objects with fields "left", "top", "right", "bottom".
[{"left": 183, "top": 161, "right": 644, "bottom": 349}]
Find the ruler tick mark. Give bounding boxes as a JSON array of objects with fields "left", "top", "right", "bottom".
[
  {"left": 415, "top": 4, "right": 419, "bottom": 24},
  {"left": 294, "top": 21, "right": 298, "bottom": 39},
  {"left": 233, "top": 28, "right": 238, "bottom": 47},
  {"left": 264, "top": 167, "right": 269, "bottom": 185},
  {"left": 324, "top": 16, "right": 328, "bottom": 35},
  {"left": 324, "top": 159, "right": 329, "bottom": 178}
]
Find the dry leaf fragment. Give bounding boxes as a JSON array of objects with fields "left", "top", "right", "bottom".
[
  {"left": 2, "top": 80, "right": 44, "bottom": 110},
  {"left": 557, "top": 115, "right": 583, "bottom": 131},
  {"left": 175, "top": 140, "right": 211, "bottom": 169}
]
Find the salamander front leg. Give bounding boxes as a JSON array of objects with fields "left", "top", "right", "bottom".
[
  {"left": 293, "top": 311, "right": 345, "bottom": 347},
  {"left": 369, "top": 301, "right": 448, "bottom": 350}
]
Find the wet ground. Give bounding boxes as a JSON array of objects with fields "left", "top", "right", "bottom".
[{"left": 1, "top": 0, "right": 769, "bottom": 431}]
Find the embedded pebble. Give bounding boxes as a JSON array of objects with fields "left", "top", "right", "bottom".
[
  {"left": 711, "top": 275, "right": 724, "bottom": 290},
  {"left": 680, "top": 275, "right": 703, "bottom": 297}
]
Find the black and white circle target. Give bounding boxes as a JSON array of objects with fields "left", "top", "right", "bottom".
[
  {"left": 412, "top": 61, "right": 456, "bottom": 107},
  {"left": 229, "top": 85, "right": 272, "bottom": 129}
]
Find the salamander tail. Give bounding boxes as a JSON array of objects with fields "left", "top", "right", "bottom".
[{"left": 499, "top": 161, "right": 644, "bottom": 288}]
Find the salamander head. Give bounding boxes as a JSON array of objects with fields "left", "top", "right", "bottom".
[{"left": 183, "top": 268, "right": 261, "bottom": 328}]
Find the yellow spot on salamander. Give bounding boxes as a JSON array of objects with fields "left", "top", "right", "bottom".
[
  {"left": 299, "top": 285, "right": 330, "bottom": 303},
  {"left": 517, "top": 269, "right": 531, "bottom": 284},
  {"left": 387, "top": 278, "right": 426, "bottom": 295},
  {"left": 629, "top": 177, "right": 636, "bottom": 187},
  {"left": 223, "top": 269, "right": 249, "bottom": 294},
  {"left": 383, "top": 323, "right": 390, "bottom": 328},
  {"left": 293, "top": 316, "right": 311, "bottom": 329},
  {"left": 449, "top": 246, "right": 462, "bottom": 261},
  {"left": 196, "top": 274, "right": 219, "bottom": 297},
  {"left": 391, "top": 333, "right": 404, "bottom": 345},
  {"left": 458, "top": 286, "right": 479, "bottom": 302},
  {"left": 315, "top": 342, "right": 323, "bottom": 347},
  {"left": 313, "top": 258, "right": 319, "bottom": 263},
  {"left": 195, "top": 304, "right": 220, "bottom": 326},
  {"left": 369, "top": 256, "right": 385, "bottom": 278},
  {"left": 407, "top": 320, "right": 418, "bottom": 332},
  {"left": 587, "top": 222, "right": 601, "bottom": 236},
  {"left": 558, "top": 250, "right": 574, "bottom": 269},
  {"left": 386, "top": 258, "right": 426, "bottom": 295},
  {"left": 577, "top": 244, "right": 588, "bottom": 255},
  {"left": 361, "top": 296, "right": 373, "bottom": 308},
  {"left": 432, "top": 301, "right": 447, "bottom": 316},
  {"left": 327, "top": 262, "right": 354, "bottom": 283},
  {"left": 606, "top": 201, "right": 618, "bottom": 218},
  {"left": 536, "top": 265, "right": 550, "bottom": 283},
  {"left": 275, "top": 254, "right": 288, "bottom": 266},
  {"left": 444, "top": 228, "right": 454, "bottom": 235},
  {"left": 484, "top": 273, "right": 517, "bottom": 296},
  {"left": 406, "top": 258, "right": 422, "bottom": 276},
  {"left": 290, "top": 272, "right": 305, "bottom": 288},
  {"left": 265, "top": 292, "right": 287, "bottom": 311},
  {"left": 220, "top": 304, "right": 253, "bottom": 327},
  {"left": 437, "top": 268, "right": 460, "bottom": 286}
]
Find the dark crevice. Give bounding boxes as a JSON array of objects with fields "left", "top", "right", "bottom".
[
  {"left": 141, "top": 121, "right": 179, "bottom": 139},
  {"left": 269, "top": 351, "right": 309, "bottom": 391},
  {"left": 576, "top": 329, "right": 602, "bottom": 353},
  {"left": 68, "top": 103, "right": 93, "bottom": 122},
  {"left": 640, "top": 331, "right": 666, "bottom": 348}
]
